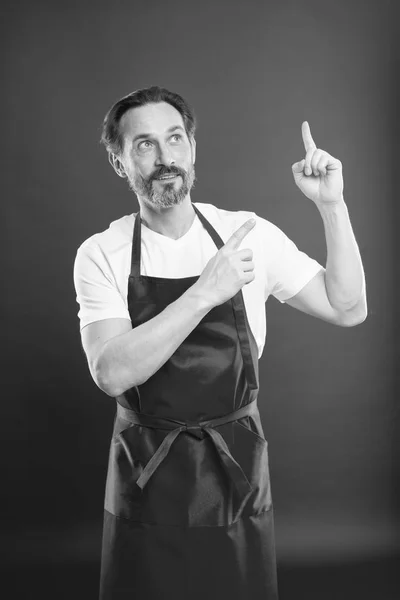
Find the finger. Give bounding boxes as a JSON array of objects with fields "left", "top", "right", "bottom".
[
  {"left": 237, "top": 248, "right": 253, "bottom": 261},
  {"left": 310, "top": 149, "right": 324, "bottom": 176},
  {"left": 224, "top": 218, "right": 256, "bottom": 251},
  {"left": 304, "top": 148, "right": 318, "bottom": 176},
  {"left": 301, "top": 121, "right": 317, "bottom": 153},
  {"left": 316, "top": 155, "right": 329, "bottom": 176},
  {"left": 325, "top": 155, "right": 342, "bottom": 171},
  {"left": 242, "top": 260, "right": 254, "bottom": 272},
  {"left": 292, "top": 159, "right": 305, "bottom": 174}
]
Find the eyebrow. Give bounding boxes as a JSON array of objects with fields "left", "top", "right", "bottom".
[{"left": 131, "top": 125, "right": 185, "bottom": 145}]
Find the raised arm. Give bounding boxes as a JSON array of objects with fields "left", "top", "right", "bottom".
[{"left": 288, "top": 121, "right": 367, "bottom": 326}]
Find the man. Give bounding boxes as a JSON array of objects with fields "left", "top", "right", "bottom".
[{"left": 73, "top": 86, "right": 367, "bottom": 600}]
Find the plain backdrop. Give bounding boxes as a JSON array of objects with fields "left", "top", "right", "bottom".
[{"left": 2, "top": 0, "right": 399, "bottom": 598}]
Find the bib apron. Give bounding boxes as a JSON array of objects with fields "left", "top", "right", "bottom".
[{"left": 99, "top": 203, "right": 279, "bottom": 599}]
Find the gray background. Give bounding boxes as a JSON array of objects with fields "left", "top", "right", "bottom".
[{"left": 2, "top": 0, "right": 398, "bottom": 598}]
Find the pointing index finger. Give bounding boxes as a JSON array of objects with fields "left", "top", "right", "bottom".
[
  {"left": 301, "top": 121, "right": 316, "bottom": 152},
  {"left": 224, "top": 218, "right": 256, "bottom": 250}
]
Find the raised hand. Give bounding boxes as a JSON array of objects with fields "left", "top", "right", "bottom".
[{"left": 291, "top": 121, "right": 344, "bottom": 205}]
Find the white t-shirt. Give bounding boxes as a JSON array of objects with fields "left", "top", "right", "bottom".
[{"left": 73, "top": 201, "right": 324, "bottom": 359}]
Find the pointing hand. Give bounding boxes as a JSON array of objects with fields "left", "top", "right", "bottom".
[
  {"left": 194, "top": 218, "right": 256, "bottom": 307},
  {"left": 291, "top": 121, "right": 344, "bottom": 206}
]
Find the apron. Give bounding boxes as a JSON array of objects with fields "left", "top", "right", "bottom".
[{"left": 99, "top": 203, "right": 279, "bottom": 600}]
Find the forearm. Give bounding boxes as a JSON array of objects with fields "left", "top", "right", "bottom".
[
  {"left": 317, "top": 197, "right": 367, "bottom": 314},
  {"left": 96, "top": 285, "right": 213, "bottom": 397}
]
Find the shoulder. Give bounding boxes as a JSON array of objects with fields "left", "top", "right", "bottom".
[
  {"left": 193, "top": 201, "right": 256, "bottom": 236},
  {"left": 193, "top": 201, "right": 286, "bottom": 248},
  {"left": 75, "top": 213, "right": 136, "bottom": 259},
  {"left": 194, "top": 201, "right": 254, "bottom": 226}
]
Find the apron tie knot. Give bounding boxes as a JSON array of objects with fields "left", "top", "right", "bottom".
[
  {"left": 116, "top": 399, "right": 261, "bottom": 505},
  {"left": 184, "top": 423, "right": 204, "bottom": 439}
]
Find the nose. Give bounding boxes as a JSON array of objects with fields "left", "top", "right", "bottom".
[{"left": 155, "top": 143, "right": 175, "bottom": 167}]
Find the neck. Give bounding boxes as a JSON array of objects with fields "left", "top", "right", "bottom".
[{"left": 138, "top": 196, "right": 196, "bottom": 240}]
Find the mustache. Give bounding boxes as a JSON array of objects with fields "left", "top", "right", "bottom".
[{"left": 151, "top": 166, "right": 186, "bottom": 180}]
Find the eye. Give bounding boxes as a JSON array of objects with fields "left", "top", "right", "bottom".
[
  {"left": 170, "top": 133, "right": 183, "bottom": 143},
  {"left": 138, "top": 140, "right": 153, "bottom": 150}
]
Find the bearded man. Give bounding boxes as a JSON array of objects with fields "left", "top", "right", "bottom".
[{"left": 73, "top": 85, "right": 367, "bottom": 600}]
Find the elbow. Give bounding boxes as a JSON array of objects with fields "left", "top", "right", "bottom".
[
  {"left": 339, "top": 312, "right": 368, "bottom": 327},
  {"left": 93, "top": 365, "right": 118, "bottom": 397},
  {"left": 335, "top": 291, "right": 368, "bottom": 327},
  {"left": 337, "top": 302, "right": 368, "bottom": 327},
  {"left": 93, "top": 353, "right": 145, "bottom": 397},
  {"left": 93, "top": 354, "right": 121, "bottom": 398}
]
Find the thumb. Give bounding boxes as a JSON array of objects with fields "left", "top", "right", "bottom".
[{"left": 292, "top": 159, "right": 305, "bottom": 174}]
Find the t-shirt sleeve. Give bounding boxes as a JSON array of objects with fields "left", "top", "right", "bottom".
[
  {"left": 73, "top": 243, "right": 131, "bottom": 331},
  {"left": 258, "top": 216, "right": 325, "bottom": 304}
]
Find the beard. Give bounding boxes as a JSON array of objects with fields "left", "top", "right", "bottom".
[{"left": 127, "top": 163, "right": 196, "bottom": 208}]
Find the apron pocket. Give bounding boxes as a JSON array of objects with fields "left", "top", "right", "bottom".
[
  {"left": 104, "top": 420, "right": 199, "bottom": 526},
  {"left": 231, "top": 419, "right": 272, "bottom": 516},
  {"left": 104, "top": 422, "right": 146, "bottom": 522}
]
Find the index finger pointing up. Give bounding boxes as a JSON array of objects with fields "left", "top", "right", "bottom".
[
  {"left": 301, "top": 121, "right": 316, "bottom": 152},
  {"left": 224, "top": 218, "right": 256, "bottom": 251}
]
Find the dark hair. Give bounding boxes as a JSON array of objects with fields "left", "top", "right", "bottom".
[{"left": 100, "top": 86, "right": 197, "bottom": 157}]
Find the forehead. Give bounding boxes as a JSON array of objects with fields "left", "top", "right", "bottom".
[{"left": 119, "top": 102, "right": 185, "bottom": 140}]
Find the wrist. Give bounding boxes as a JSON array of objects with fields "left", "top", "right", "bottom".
[
  {"left": 316, "top": 196, "right": 348, "bottom": 218},
  {"left": 186, "top": 282, "right": 216, "bottom": 313}
]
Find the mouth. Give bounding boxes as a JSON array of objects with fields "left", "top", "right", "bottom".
[{"left": 155, "top": 174, "right": 180, "bottom": 181}]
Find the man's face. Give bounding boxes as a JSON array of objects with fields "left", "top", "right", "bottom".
[{"left": 118, "top": 102, "right": 196, "bottom": 208}]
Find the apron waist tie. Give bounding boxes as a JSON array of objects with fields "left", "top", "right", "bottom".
[{"left": 116, "top": 399, "right": 259, "bottom": 504}]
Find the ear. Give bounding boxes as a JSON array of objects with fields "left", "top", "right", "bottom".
[
  {"left": 190, "top": 137, "right": 196, "bottom": 165},
  {"left": 108, "top": 153, "right": 127, "bottom": 178}
]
